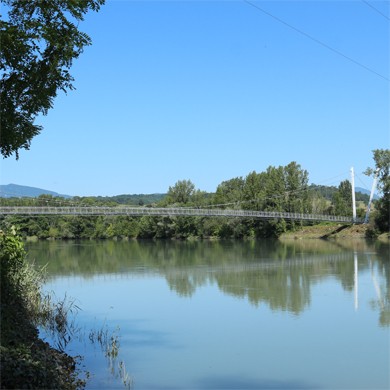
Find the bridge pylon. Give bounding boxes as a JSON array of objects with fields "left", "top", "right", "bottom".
[{"left": 350, "top": 167, "right": 357, "bottom": 223}]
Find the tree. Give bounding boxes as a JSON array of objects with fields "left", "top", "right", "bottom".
[
  {"left": 332, "top": 180, "right": 352, "bottom": 216},
  {"left": 167, "top": 179, "right": 196, "bottom": 205},
  {"left": 0, "top": 0, "right": 105, "bottom": 159},
  {"left": 214, "top": 177, "right": 245, "bottom": 208},
  {"left": 365, "top": 149, "right": 390, "bottom": 232},
  {"left": 242, "top": 171, "right": 266, "bottom": 210},
  {"left": 262, "top": 165, "right": 285, "bottom": 211},
  {"left": 283, "top": 161, "right": 309, "bottom": 214}
]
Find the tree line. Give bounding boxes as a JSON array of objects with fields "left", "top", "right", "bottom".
[{"left": 1, "top": 160, "right": 382, "bottom": 240}]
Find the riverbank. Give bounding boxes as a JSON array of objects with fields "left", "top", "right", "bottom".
[
  {"left": 0, "top": 317, "right": 84, "bottom": 390},
  {"left": 0, "top": 231, "right": 84, "bottom": 390},
  {"left": 279, "top": 223, "right": 389, "bottom": 241}
]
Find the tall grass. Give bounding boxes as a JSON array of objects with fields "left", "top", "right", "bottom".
[
  {"left": 0, "top": 228, "right": 44, "bottom": 334},
  {"left": 0, "top": 228, "right": 86, "bottom": 389},
  {"left": 1, "top": 228, "right": 132, "bottom": 389}
]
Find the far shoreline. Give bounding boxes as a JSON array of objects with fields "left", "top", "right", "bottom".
[{"left": 21, "top": 222, "right": 389, "bottom": 242}]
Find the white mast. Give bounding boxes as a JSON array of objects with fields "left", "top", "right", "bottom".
[
  {"left": 364, "top": 169, "right": 379, "bottom": 224},
  {"left": 350, "top": 167, "right": 356, "bottom": 223}
]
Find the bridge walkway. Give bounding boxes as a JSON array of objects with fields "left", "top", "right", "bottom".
[{"left": 0, "top": 206, "right": 360, "bottom": 223}]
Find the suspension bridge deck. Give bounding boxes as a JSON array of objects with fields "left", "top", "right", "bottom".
[{"left": 0, "top": 206, "right": 359, "bottom": 223}]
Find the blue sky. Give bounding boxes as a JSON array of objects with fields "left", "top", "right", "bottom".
[{"left": 1, "top": 0, "right": 389, "bottom": 196}]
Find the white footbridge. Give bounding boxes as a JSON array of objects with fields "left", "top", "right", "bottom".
[{"left": 0, "top": 206, "right": 360, "bottom": 223}]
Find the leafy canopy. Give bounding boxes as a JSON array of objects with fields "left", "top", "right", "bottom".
[
  {"left": 167, "top": 179, "right": 196, "bottom": 205},
  {"left": 0, "top": 0, "right": 105, "bottom": 159},
  {"left": 365, "top": 149, "right": 390, "bottom": 231}
]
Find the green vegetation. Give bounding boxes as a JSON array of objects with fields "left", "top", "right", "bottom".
[
  {"left": 309, "top": 184, "right": 371, "bottom": 203},
  {"left": 0, "top": 0, "right": 105, "bottom": 159},
  {"left": 1, "top": 160, "right": 379, "bottom": 240},
  {"left": 331, "top": 180, "right": 353, "bottom": 216},
  {"left": 88, "top": 326, "right": 131, "bottom": 389},
  {"left": 0, "top": 229, "right": 85, "bottom": 389},
  {"left": 365, "top": 149, "right": 390, "bottom": 234},
  {"left": 0, "top": 229, "right": 134, "bottom": 388},
  {"left": 92, "top": 193, "right": 166, "bottom": 206},
  {"left": 1, "top": 151, "right": 388, "bottom": 239}
]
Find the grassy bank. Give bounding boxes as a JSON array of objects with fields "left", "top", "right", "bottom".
[
  {"left": 279, "top": 223, "right": 389, "bottom": 240},
  {"left": 0, "top": 230, "right": 84, "bottom": 389}
]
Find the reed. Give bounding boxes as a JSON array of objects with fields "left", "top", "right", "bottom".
[{"left": 88, "top": 325, "right": 132, "bottom": 389}]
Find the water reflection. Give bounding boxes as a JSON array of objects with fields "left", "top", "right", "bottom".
[{"left": 26, "top": 239, "right": 389, "bottom": 325}]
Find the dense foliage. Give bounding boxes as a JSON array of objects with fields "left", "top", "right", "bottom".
[
  {"left": 93, "top": 193, "right": 166, "bottom": 206},
  {"left": 308, "top": 184, "right": 370, "bottom": 203},
  {"left": 365, "top": 149, "right": 390, "bottom": 232},
  {"left": 331, "top": 180, "right": 353, "bottom": 217},
  {"left": 0, "top": 0, "right": 105, "bottom": 159},
  {"left": 0, "top": 161, "right": 373, "bottom": 239},
  {"left": 0, "top": 230, "right": 84, "bottom": 389}
]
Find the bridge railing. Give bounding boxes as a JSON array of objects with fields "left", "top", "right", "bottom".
[{"left": 0, "top": 206, "right": 360, "bottom": 223}]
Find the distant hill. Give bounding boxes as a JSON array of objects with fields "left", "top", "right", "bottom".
[
  {"left": 355, "top": 186, "right": 379, "bottom": 199},
  {"left": 0, "top": 184, "right": 72, "bottom": 198},
  {"left": 0, "top": 184, "right": 165, "bottom": 205}
]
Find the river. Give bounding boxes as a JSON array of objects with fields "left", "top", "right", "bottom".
[{"left": 26, "top": 238, "right": 390, "bottom": 390}]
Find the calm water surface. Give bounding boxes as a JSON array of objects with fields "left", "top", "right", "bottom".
[{"left": 26, "top": 239, "right": 390, "bottom": 390}]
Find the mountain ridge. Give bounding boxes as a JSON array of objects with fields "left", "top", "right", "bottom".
[{"left": 0, "top": 184, "right": 72, "bottom": 198}]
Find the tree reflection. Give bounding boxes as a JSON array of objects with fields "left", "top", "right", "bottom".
[
  {"left": 371, "top": 241, "right": 390, "bottom": 327},
  {"left": 26, "top": 238, "right": 390, "bottom": 325}
]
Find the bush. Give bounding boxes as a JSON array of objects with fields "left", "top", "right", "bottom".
[
  {"left": 0, "top": 228, "right": 84, "bottom": 389},
  {"left": 0, "top": 228, "right": 42, "bottom": 321}
]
